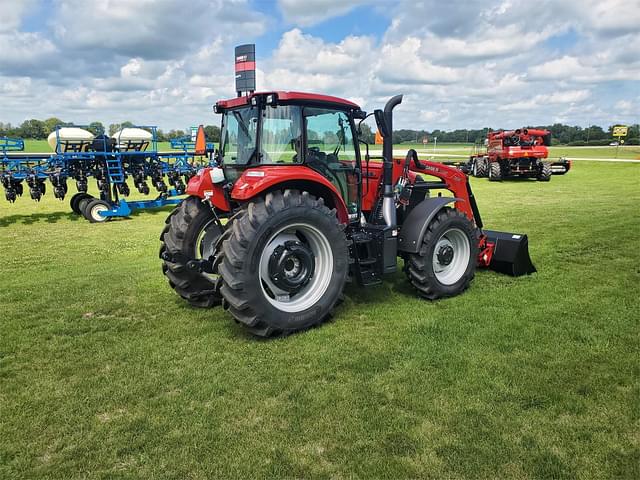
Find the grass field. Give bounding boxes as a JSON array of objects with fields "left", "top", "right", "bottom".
[
  {"left": 18, "top": 139, "right": 640, "bottom": 161},
  {"left": 389, "top": 144, "right": 640, "bottom": 161},
  {"left": 1, "top": 161, "right": 639, "bottom": 478}
]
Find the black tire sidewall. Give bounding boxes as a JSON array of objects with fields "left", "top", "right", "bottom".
[
  {"left": 422, "top": 214, "right": 477, "bottom": 296},
  {"left": 184, "top": 211, "right": 220, "bottom": 260},
  {"left": 70, "top": 192, "right": 92, "bottom": 214},
  {"left": 240, "top": 206, "right": 348, "bottom": 331},
  {"left": 489, "top": 162, "right": 501, "bottom": 181},
  {"left": 78, "top": 197, "right": 94, "bottom": 216}
]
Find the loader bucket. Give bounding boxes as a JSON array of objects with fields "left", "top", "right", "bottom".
[{"left": 483, "top": 230, "right": 536, "bottom": 276}]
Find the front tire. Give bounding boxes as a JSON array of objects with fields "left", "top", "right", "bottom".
[
  {"left": 489, "top": 161, "right": 502, "bottom": 181},
  {"left": 218, "top": 190, "right": 348, "bottom": 337},
  {"left": 160, "top": 196, "right": 223, "bottom": 308},
  {"left": 473, "top": 157, "right": 488, "bottom": 177},
  {"left": 405, "top": 208, "right": 479, "bottom": 300},
  {"left": 537, "top": 162, "right": 552, "bottom": 181}
]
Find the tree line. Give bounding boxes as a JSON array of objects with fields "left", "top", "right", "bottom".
[
  {"left": 391, "top": 123, "right": 639, "bottom": 146},
  {"left": 0, "top": 118, "right": 221, "bottom": 143},
  {"left": 0, "top": 118, "right": 637, "bottom": 146}
]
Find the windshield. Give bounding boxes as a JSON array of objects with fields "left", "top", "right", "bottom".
[
  {"left": 220, "top": 104, "right": 304, "bottom": 167},
  {"left": 220, "top": 106, "right": 258, "bottom": 166}
]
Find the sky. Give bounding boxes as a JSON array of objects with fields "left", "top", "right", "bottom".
[{"left": 1, "top": 0, "right": 638, "bottom": 131}]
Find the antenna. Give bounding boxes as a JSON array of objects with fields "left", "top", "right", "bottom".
[{"left": 235, "top": 44, "right": 256, "bottom": 97}]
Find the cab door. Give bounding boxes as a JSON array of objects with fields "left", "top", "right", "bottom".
[{"left": 303, "top": 108, "right": 360, "bottom": 218}]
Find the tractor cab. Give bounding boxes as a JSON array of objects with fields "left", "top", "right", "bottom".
[{"left": 214, "top": 91, "right": 365, "bottom": 217}]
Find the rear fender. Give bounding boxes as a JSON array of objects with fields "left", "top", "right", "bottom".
[
  {"left": 231, "top": 166, "right": 350, "bottom": 223},
  {"left": 398, "top": 197, "right": 462, "bottom": 253},
  {"left": 185, "top": 167, "right": 230, "bottom": 211}
]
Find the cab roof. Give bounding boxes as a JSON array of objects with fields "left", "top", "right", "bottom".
[{"left": 215, "top": 91, "right": 361, "bottom": 111}]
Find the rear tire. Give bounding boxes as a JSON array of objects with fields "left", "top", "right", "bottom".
[
  {"left": 83, "top": 199, "right": 110, "bottom": 223},
  {"left": 160, "top": 196, "right": 223, "bottom": 308},
  {"left": 537, "top": 162, "right": 552, "bottom": 181},
  {"left": 489, "top": 161, "right": 502, "bottom": 181},
  {"left": 218, "top": 190, "right": 348, "bottom": 337},
  {"left": 472, "top": 157, "right": 488, "bottom": 177},
  {"left": 405, "top": 207, "right": 479, "bottom": 299},
  {"left": 70, "top": 192, "right": 92, "bottom": 215}
]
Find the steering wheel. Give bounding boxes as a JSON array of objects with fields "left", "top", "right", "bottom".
[{"left": 510, "top": 135, "right": 520, "bottom": 146}]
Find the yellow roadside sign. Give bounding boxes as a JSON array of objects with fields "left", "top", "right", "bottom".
[{"left": 613, "top": 125, "right": 628, "bottom": 137}]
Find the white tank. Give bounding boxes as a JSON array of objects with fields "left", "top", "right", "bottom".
[
  {"left": 111, "top": 127, "right": 153, "bottom": 144},
  {"left": 47, "top": 127, "right": 95, "bottom": 151}
]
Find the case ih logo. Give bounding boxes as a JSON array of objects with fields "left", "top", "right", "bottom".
[{"left": 236, "top": 55, "right": 248, "bottom": 63}]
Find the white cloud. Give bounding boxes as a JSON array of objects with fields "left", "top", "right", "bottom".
[
  {"left": 375, "top": 38, "right": 461, "bottom": 85},
  {"left": 528, "top": 56, "right": 585, "bottom": 80},
  {"left": 121, "top": 58, "right": 143, "bottom": 78},
  {"left": 0, "top": 0, "right": 638, "bottom": 131},
  {"left": 0, "top": 32, "right": 58, "bottom": 73},
  {"left": 0, "top": 0, "right": 37, "bottom": 33},
  {"left": 0, "top": 76, "right": 32, "bottom": 96},
  {"left": 278, "top": 0, "right": 373, "bottom": 26},
  {"left": 51, "top": 0, "right": 266, "bottom": 60},
  {"left": 547, "top": 90, "right": 591, "bottom": 104},
  {"left": 262, "top": 29, "right": 375, "bottom": 99}
]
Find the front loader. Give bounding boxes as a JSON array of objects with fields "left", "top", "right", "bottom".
[{"left": 160, "top": 91, "right": 535, "bottom": 336}]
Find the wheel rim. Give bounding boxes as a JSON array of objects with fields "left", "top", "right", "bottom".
[
  {"left": 196, "top": 219, "right": 221, "bottom": 260},
  {"left": 90, "top": 204, "right": 108, "bottom": 222},
  {"left": 472, "top": 162, "right": 477, "bottom": 176},
  {"left": 196, "top": 219, "right": 221, "bottom": 281},
  {"left": 432, "top": 228, "right": 470, "bottom": 285},
  {"left": 259, "top": 222, "right": 333, "bottom": 313}
]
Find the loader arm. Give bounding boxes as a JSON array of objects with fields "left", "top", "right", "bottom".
[{"left": 403, "top": 154, "right": 479, "bottom": 225}]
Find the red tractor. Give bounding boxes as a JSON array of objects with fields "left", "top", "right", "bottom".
[
  {"left": 468, "top": 129, "right": 570, "bottom": 181},
  {"left": 160, "top": 92, "right": 535, "bottom": 336}
]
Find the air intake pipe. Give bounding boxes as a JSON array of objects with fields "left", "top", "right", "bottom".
[{"left": 382, "top": 94, "right": 403, "bottom": 228}]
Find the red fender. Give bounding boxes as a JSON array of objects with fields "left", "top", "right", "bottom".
[
  {"left": 185, "top": 167, "right": 230, "bottom": 212},
  {"left": 231, "top": 165, "right": 350, "bottom": 223}
]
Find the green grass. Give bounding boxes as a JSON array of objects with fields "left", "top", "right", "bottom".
[
  {"left": 16, "top": 139, "right": 640, "bottom": 161},
  {"left": 1, "top": 162, "right": 639, "bottom": 478},
  {"left": 370, "top": 143, "right": 640, "bottom": 161},
  {"left": 548, "top": 145, "right": 640, "bottom": 160}
]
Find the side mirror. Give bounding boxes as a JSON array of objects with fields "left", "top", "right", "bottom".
[{"left": 374, "top": 109, "right": 389, "bottom": 138}]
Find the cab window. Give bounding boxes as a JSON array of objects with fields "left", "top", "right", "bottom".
[{"left": 261, "top": 105, "right": 303, "bottom": 164}]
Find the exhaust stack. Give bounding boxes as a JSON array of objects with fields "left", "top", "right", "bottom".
[{"left": 381, "top": 95, "right": 403, "bottom": 228}]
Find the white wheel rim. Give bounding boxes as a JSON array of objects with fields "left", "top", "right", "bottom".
[
  {"left": 259, "top": 222, "right": 333, "bottom": 313},
  {"left": 196, "top": 219, "right": 220, "bottom": 281},
  {"left": 432, "top": 228, "right": 470, "bottom": 285},
  {"left": 91, "top": 204, "right": 108, "bottom": 222}
]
